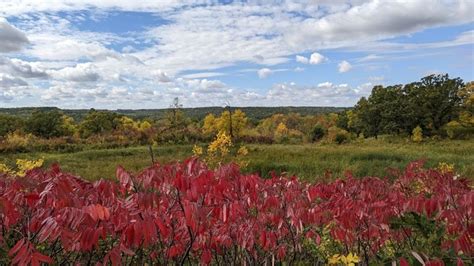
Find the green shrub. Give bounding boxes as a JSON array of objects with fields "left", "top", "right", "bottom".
[
  {"left": 444, "top": 121, "right": 474, "bottom": 139},
  {"left": 311, "top": 124, "right": 326, "bottom": 142},
  {"left": 335, "top": 133, "right": 348, "bottom": 144}
]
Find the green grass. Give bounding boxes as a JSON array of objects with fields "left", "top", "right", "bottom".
[{"left": 1, "top": 139, "right": 473, "bottom": 181}]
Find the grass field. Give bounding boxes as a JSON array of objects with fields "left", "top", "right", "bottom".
[{"left": 1, "top": 139, "right": 473, "bottom": 181}]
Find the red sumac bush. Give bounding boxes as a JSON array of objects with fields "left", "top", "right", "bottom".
[{"left": 0, "top": 159, "right": 472, "bottom": 265}]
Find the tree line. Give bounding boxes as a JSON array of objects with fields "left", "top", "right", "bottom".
[
  {"left": 342, "top": 74, "right": 473, "bottom": 139},
  {"left": 0, "top": 74, "right": 472, "bottom": 152}
]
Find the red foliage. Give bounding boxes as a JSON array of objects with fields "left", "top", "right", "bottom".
[{"left": 0, "top": 159, "right": 472, "bottom": 265}]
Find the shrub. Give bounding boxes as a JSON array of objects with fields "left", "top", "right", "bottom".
[
  {"left": 0, "top": 160, "right": 471, "bottom": 265},
  {"left": 444, "top": 121, "right": 474, "bottom": 139},
  {"left": 327, "top": 126, "right": 350, "bottom": 144},
  {"left": 335, "top": 133, "right": 348, "bottom": 144},
  {"left": 194, "top": 131, "right": 249, "bottom": 168},
  {"left": 311, "top": 124, "right": 326, "bottom": 142},
  {"left": 412, "top": 125, "right": 423, "bottom": 142}
]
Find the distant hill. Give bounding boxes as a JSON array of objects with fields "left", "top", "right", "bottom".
[{"left": 0, "top": 106, "right": 350, "bottom": 121}]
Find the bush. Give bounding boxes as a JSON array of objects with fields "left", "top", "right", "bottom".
[
  {"left": 327, "top": 126, "right": 350, "bottom": 144},
  {"left": 0, "top": 160, "right": 471, "bottom": 265},
  {"left": 444, "top": 121, "right": 474, "bottom": 139},
  {"left": 412, "top": 125, "right": 423, "bottom": 143},
  {"left": 311, "top": 124, "right": 326, "bottom": 142},
  {"left": 335, "top": 133, "right": 348, "bottom": 144}
]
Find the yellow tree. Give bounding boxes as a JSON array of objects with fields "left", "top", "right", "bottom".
[
  {"left": 202, "top": 113, "right": 218, "bottom": 136},
  {"left": 211, "top": 109, "right": 249, "bottom": 138}
]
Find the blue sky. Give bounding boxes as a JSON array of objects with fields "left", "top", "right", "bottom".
[{"left": 0, "top": 0, "right": 473, "bottom": 109}]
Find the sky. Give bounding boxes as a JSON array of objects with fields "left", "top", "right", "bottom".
[{"left": 0, "top": 0, "right": 473, "bottom": 109}]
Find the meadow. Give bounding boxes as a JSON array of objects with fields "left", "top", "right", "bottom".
[{"left": 2, "top": 138, "right": 473, "bottom": 181}]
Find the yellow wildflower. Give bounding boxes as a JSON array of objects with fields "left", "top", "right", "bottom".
[
  {"left": 208, "top": 131, "right": 232, "bottom": 156},
  {"left": 341, "top": 252, "right": 360, "bottom": 266},
  {"left": 437, "top": 162, "right": 455, "bottom": 174},
  {"left": 328, "top": 252, "right": 360, "bottom": 266},
  {"left": 192, "top": 145, "right": 203, "bottom": 156},
  {"left": 237, "top": 146, "right": 248, "bottom": 156},
  {"left": 328, "top": 254, "right": 341, "bottom": 265},
  {"left": 0, "top": 163, "right": 14, "bottom": 175},
  {"left": 16, "top": 158, "right": 44, "bottom": 177}
]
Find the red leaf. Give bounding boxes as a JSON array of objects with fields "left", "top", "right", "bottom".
[
  {"left": 32, "top": 252, "right": 53, "bottom": 264},
  {"left": 8, "top": 238, "right": 25, "bottom": 257},
  {"left": 400, "top": 257, "right": 409, "bottom": 266},
  {"left": 116, "top": 166, "right": 134, "bottom": 192},
  {"left": 201, "top": 249, "right": 212, "bottom": 264}
]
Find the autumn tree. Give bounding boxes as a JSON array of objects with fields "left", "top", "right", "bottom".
[
  {"left": 201, "top": 109, "right": 248, "bottom": 138},
  {"left": 0, "top": 114, "right": 24, "bottom": 137},
  {"left": 78, "top": 109, "right": 120, "bottom": 138},
  {"left": 25, "top": 110, "right": 75, "bottom": 138}
]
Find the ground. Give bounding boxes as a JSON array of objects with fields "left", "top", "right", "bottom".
[{"left": 1, "top": 139, "right": 472, "bottom": 181}]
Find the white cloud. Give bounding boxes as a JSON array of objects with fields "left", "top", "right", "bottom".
[
  {"left": 284, "top": 0, "right": 474, "bottom": 50},
  {"left": 358, "top": 54, "right": 382, "bottom": 62},
  {"left": 265, "top": 81, "right": 364, "bottom": 106},
  {"left": 155, "top": 69, "right": 172, "bottom": 83},
  {"left": 0, "top": 1, "right": 185, "bottom": 16},
  {"left": 317, "top": 82, "right": 333, "bottom": 88},
  {"left": 52, "top": 63, "right": 100, "bottom": 82},
  {"left": 0, "top": 73, "right": 28, "bottom": 87},
  {"left": 0, "top": 73, "right": 30, "bottom": 102},
  {"left": 338, "top": 60, "right": 352, "bottom": 73},
  {"left": 309, "top": 52, "right": 327, "bottom": 64},
  {"left": 0, "top": 1, "right": 472, "bottom": 108},
  {"left": 0, "top": 18, "right": 29, "bottom": 52},
  {"left": 0, "top": 57, "right": 49, "bottom": 78},
  {"left": 181, "top": 72, "right": 225, "bottom": 79},
  {"left": 257, "top": 68, "right": 272, "bottom": 79},
  {"left": 295, "top": 55, "right": 309, "bottom": 64}
]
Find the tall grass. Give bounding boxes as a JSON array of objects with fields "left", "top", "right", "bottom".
[{"left": 1, "top": 140, "right": 473, "bottom": 181}]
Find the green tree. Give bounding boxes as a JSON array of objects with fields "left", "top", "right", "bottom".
[
  {"left": 0, "top": 114, "right": 24, "bottom": 137},
  {"left": 25, "top": 110, "right": 73, "bottom": 138},
  {"left": 78, "top": 109, "right": 119, "bottom": 138},
  {"left": 352, "top": 74, "right": 464, "bottom": 138},
  {"left": 404, "top": 74, "right": 464, "bottom": 134}
]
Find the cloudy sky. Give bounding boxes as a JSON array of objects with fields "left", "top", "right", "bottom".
[{"left": 0, "top": 0, "right": 473, "bottom": 109}]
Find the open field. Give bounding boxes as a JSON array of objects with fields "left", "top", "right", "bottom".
[{"left": 1, "top": 139, "right": 473, "bottom": 181}]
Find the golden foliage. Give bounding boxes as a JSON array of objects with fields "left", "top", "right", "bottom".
[{"left": 0, "top": 158, "right": 44, "bottom": 177}]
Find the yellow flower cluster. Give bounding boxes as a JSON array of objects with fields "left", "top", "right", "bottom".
[
  {"left": 192, "top": 145, "right": 203, "bottom": 156},
  {"left": 237, "top": 146, "right": 248, "bottom": 156},
  {"left": 0, "top": 158, "right": 44, "bottom": 177},
  {"left": 208, "top": 131, "right": 232, "bottom": 157},
  {"left": 193, "top": 131, "right": 249, "bottom": 169},
  {"left": 328, "top": 252, "right": 360, "bottom": 266},
  {"left": 437, "top": 162, "right": 455, "bottom": 174}
]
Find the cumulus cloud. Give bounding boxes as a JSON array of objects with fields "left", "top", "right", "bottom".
[
  {"left": 0, "top": 57, "right": 48, "bottom": 78},
  {"left": 257, "top": 68, "right": 272, "bottom": 79},
  {"left": 0, "top": 73, "right": 30, "bottom": 102},
  {"left": 295, "top": 55, "right": 309, "bottom": 64},
  {"left": 0, "top": 73, "right": 28, "bottom": 87},
  {"left": 266, "top": 81, "right": 368, "bottom": 106},
  {"left": 338, "top": 60, "right": 352, "bottom": 73},
  {"left": 309, "top": 52, "right": 327, "bottom": 64},
  {"left": 0, "top": 0, "right": 472, "bottom": 107},
  {"left": 0, "top": 18, "right": 29, "bottom": 52},
  {"left": 52, "top": 63, "right": 101, "bottom": 82},
  {"left": 284, "top": 0, "right": 474, "bottom": 50}
]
